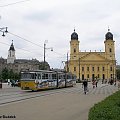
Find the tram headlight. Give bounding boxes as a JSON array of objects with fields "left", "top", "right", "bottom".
[{"left": 35, "top": 80, "right": 39, "bottom": 84}]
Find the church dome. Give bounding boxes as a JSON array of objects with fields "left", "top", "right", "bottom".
[
  {"left": 71, "top": 29, "right": 78, "bottom": 40},
  {"left": 105, "top": 29, "right": 113, "bottom": 40}
]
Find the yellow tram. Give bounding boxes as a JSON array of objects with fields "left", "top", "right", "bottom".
[{"left": 20, "top": 70, "right": 76, "bottom": 91}]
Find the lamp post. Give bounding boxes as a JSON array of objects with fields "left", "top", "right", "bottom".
[
  {"left": 0, "top": 27, "right": 8, "bottom": 88},
  {"left": 43, "top": 40, "right": 53, "bottom": 70}
]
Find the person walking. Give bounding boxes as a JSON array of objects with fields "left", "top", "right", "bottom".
[
  {"left": 92, "top": 80, "right": 96, "bottom": 88},
  {"left": 82, "top": 79, "right": 88, "bottom": 94},
  {"left": 118, "top": 80, "right": 120, "bottom": 89}
]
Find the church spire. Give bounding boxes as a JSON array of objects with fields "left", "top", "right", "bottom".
[{"left": 9, "top": 40, "right": 15, "bottom": 51}]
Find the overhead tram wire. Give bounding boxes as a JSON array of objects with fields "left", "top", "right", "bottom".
[
  {"left": 8, "top": 32, "right": 66, "bottom": 58},
  {"left": 0, "top": 41, "right": 43, "bottom": 58},
  {"left": 0, "top": 0, "right": 31, "bottom": 8},
  {"left": 8, "top": 32, "right": 43, "bottom": 48}
]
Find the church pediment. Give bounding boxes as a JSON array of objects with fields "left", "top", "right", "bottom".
[{"left": 80, "top": 52, "right": 107, "bottom": 61}]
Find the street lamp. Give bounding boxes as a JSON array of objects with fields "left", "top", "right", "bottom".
[
  {"left": 0, "top": 27, "right": 8, "bottom": 89},
  {"left": 43, "top": 40, "right": 53, "bottom": 70},
  {"left": 0, "top": 27, "right": 8, "bottom": 36}
]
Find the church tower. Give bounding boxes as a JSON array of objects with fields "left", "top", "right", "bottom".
[
  {"left": 7, "top": 40, "right": 16, "bottom": 64},
  {"left": 104, "top": 29, "right": 115, "bottom": 60},
  {"left": 70, "top": 29, "right": 79, "bottom": 60}
]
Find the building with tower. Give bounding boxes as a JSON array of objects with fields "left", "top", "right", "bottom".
[
  {"left": 0, "top": 41, "right": 41, "bottom": 74},
  {"left": 67, "top": 29, "right": 116, "bottom": 81}
]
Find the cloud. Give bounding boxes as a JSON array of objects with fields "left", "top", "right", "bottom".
[{"left": 0, "top": 0, "right": 120, "bottom": 67}]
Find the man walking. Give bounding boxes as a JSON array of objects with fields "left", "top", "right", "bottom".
[{"left": 82, "top": 79, "right": 88, "bottom": 94}]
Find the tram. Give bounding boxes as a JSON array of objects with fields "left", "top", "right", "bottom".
[{"left": 20, "top": 70, "right": 76, "bottom": 91}]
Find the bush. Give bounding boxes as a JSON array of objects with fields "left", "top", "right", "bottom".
[{"left": 88, "top": 90, "right": 120, "bottom": 120}]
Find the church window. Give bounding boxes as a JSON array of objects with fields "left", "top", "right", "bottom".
[
  {"left": 10, "top": 51, "right": 11, "bottom": 57},
  {"left": 109, "top": 48, "right": 112, "bottom": 52},
  {"left": 102, "top": 67, "right": 105, "bottom": 71},
  {"left": 92, "top": 67, "right": 94, "bottom": 71},
  {"left": 98, "top": 74, "right": 99, "bottom": 78},
  {"left": 82, "top": 74, "right": 84, "bottom": 80},
  {"left": 87, "top": 67, "right": 89, "bottom": 71},
  {"left": 110, "top": 66, "right": 112, "bottom": 71},
  {"left": 82, "top": 67, "right": 84, "bottom": 71},
  {"left": 87, "top": 74, "right": 89, "bottom": 78},
  {"left": 74, "top": 48, "right": 76, "bottom": 53},
  {"left": 74, "top": 67, "right": 76, "bottom": 71},
  {"left": 111, "top": 74, "right": 112, "bottom": 78},
  {"left": 97, "top": 67, "right": 99, "bottom": 71},
  {"left": 103, "top": 74, "right": 105, "bottom": 79}
]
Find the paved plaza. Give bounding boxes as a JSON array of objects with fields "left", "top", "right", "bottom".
[{"left": 0, "top": 82, "right": 119, "bottom": 120}]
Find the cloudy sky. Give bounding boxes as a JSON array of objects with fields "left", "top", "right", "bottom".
[{"left": 0, "top": 0, "right": 120, "bottom": 68}]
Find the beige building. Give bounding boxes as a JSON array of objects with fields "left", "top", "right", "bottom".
[{"left": 67, "top": 29, "right": 116, "bottom": 81}]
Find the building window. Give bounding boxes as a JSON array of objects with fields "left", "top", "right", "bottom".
[
  {"left": 97, "top": 67, "right": 99, "bottom": 71},
  {"left": 102, "top": 67, "right": 105, "bottom": 71},
  {"left": 74, "top": 67, "right": 76, "bottom": 71},
  {"left": 92, "top": 67, "right": 94, "bottom": 71},
  {"left": 87, "top": 67, "right": 89, "bottom": 71},
  {"left": 82, "top": 67, "right": 84, "bottom": 71},
  {"left": 74, "top": 48, "right": 76, "bottom": 53}
]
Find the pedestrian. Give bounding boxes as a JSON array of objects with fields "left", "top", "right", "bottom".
[
  {"left": 118, "top": 80, "right": 120, "bottom": 89},
  {"left": 114, "top": 80, "right": 116, "bottom": 86},
  {"left": 95, "top": 80, "right": 98, "bottom": 87},
  {"left": 92, "top": 80, "right": 96, "bottom": 88},
  {"left": 82, "top": 79, "right": 88, "bottom": 94}
]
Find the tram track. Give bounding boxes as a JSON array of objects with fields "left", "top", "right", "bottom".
[
  {"left": 0, "top": 83, "right": 112, "bottom": 106},
  {"left": 0, "top": 87, "right": 78, "bottom": 106}
]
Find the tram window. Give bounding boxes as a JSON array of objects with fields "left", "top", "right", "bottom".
[
  {"left": 67, "top": 75, "right": 71, "bottom": 79},
  {"left": 38, "top": 74, "right": 41, "bottom": 79},
  {"left": 31, "top": 73, "right": 35, "bottom": 79},
  {"left": 42, "top": 73, "right": 45, "bottom": 79},
  {"left": 45, "top": 74, "right": 48, "bottom": 79},
  {"left": 42, "top": 73, "right": 48, "bottom": 79},
  {"left": 58, "top": 75, "right": 61, "bottom": 79},
  {"left": 52, "top": 74, "right": 57, "bottom": 79}
]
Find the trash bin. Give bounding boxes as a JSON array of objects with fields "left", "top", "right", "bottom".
[{"left": 0, "top": 82, "right": 2, "bottom": 88}]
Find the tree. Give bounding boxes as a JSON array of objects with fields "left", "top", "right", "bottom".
[
  {"left": 2, "top": 68, "right": 9, "bottom": 82},
  {"left": 39, "top": 61, "right": 50, "bottom": 70},
  {"left": 8, "top": 69, "right": 14, "bottom": 80}
]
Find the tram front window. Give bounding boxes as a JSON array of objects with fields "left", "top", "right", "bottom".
[{"left": 21, "top": 73, "right": 36, "bottom": 80}]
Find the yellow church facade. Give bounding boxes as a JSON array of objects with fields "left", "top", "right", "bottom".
[{"left": 67, "top": 29, "right": 116, "bottom": 81}]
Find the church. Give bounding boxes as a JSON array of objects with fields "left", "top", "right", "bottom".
[{"left": 67, "top": 29, "right": 116, "bottom": 81}]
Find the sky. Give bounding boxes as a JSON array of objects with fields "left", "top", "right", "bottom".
[{"left": 0, "top": 0, "right": 120, "bottom": 69}]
